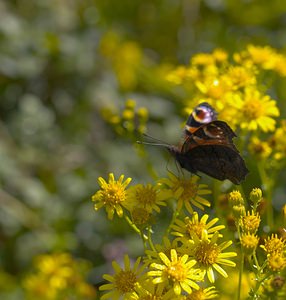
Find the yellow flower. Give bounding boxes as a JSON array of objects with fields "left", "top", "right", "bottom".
[
  {"left": 240, "top": 211, "right": 261, "bottom": 234},
  {"left": 267, "top": 253, "right": 286, "bottom": 272},
  {"left": 186, "top": 231, "right": 237, "bottom": 283},
  {"left": 159, "top": 173, "right": 211, "bottom": 214},
  {"left": 226, "top": 65, "right": 256, "bottom": 89},
  {"left": 192, "top": 53, "right": 215, "bottom": 66},
  {"left": 186, "top": 286, "right": 218, "bottom": 299},
  {"left": 246, "top": 45, "right": 278, "bottom": 70},
  {"left": 271, "top": 120, "right": 286, "bottom": 159},
  {"left": 126, "top": 183, "right": 171, "bottom": 213},
  {"left": 171, "top": 212, "right": 225, "bottom": 240},
  {"left": 240, "top": 233, "right": 259, "bottom": 255},
  {"left": 166, "top": 66, "right": 189, "bottom": 84},
  {"left": 144, "top": 237, "right": 179, "bottom": 266},
  {"left": 23, "top": 253, "right": 96, "bottom": 300},
  {"left": 100, "top": 255, "right": 146, "bottom": 300},
  {"left": 248, "top": 136, "right": 272, "bottom": 159},
  {"left": 130, "top": 207, "right": 152, "bottom": 227},
  {"left": 91, "top": 173, "right": 131, "bottom": 220},
  {"left": 232, "top": 87, "right": 279, "bottom": 132},
  {"left": 196, "top": 76, "right": 231, "bottom": 99},
  {"left": 228, "top": 190, "right": 244, "bottom": 206},
  {"left": 148, "top": 249, "right": 204, "bottom": 296},
  {"left": 261, "top": 234, "right": 286, "bottom": 255},
  {"left": 131, "top": 278, "right": 178, "bottom": 300}
]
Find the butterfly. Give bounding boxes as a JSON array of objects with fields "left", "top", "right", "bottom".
[{"left": 139, "top": 102, "right": 249, "bottom": 185}]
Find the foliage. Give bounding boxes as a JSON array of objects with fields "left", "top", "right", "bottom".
[{"left": 1, "top": 1, "right": 286, "bottom": 299}]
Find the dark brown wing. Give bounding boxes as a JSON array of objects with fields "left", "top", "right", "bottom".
[
  {"left": 175, "top": 145, "right": 248, "bottom": 184},
  {"left": 175, "top": 121, "right": 249, "bottom": 184}
]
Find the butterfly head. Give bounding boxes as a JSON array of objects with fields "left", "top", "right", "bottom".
[{"left": 185, "top": 102, "right": 217, "bottom": 134}]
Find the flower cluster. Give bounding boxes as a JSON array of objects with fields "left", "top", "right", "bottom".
[
  {"left": 23, "top": 253, "right": 96, "bottom": 300},
  {"left": 101, "top": 98, "right": 149, "bottom": 136},
  {"left": 94, "top": 173, "right": 237, "bottom": 299},
  {"left": 166, "top": 45, "right": 283, "bottom": 133},
  {"left": 229, "top": 189, "right": 286, "bottom": 298},
  {"left": 92, "top": 172, "right": 211, "bottom": 222}
]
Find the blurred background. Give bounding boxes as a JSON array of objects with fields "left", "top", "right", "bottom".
[{"left": 1, "top": 0, "right": 286, "bottom": 299}]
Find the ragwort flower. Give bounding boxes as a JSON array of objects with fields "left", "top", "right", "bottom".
[
  {"left": 148, "top": 249, "right": 204, "bottom": 296},
  {"left": 92, "top": 173, "right": 131, "bottom": 220},
  {"left": 186, "top": 231, "right": 237, "bottom": 283},
  {"left": 240, "top": 233, "right": 259, "bottom": 255},
  {"left": 267, "top": 253, "right": 286, "bottom": 272},
  {"left": 171, "top": 212, "right": 225, "bottom": 241},
  {"left": 232, "top": 87, "right": 279, "bottom": 132},
  {"left": 159, "top": 173, "right": 211, "bottom": 214},
  {"left": 240, "top": 210, "right": 261, "bottom": 234},
  {"left": 126, "top": 183, "right": 171, "bottom": 213},
  {"left": 261, "top": 234, "right": 286, "bottom": 255},
  {"left": 186, "top": 286, "right": 218, "bottom": 299},
  {"left": 100, "top": 255, "right": 146, "bottom": 300}
]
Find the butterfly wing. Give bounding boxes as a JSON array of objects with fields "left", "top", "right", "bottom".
[{"left": 176, "top": 120, "right": 249, "bottom": 184}]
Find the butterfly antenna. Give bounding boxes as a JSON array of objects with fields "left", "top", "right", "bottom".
[
  {"left": 137, "top": 133, "right": 171, "bottom": 148},
  {"left": 136, "top": 140, "right": 170, "bottom": 148}
]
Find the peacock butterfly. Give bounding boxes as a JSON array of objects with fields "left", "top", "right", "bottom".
[{"left": 138, "top": 102, "right": 249, "bottom": 185}]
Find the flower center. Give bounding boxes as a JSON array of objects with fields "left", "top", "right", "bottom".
[
  {"left": 186, "top": 223, "right": 204, "bottom": 239},
  {"left": 264, "top": 237, "right": 285, "bottom": 254},
  {"left": 131, "top": 207, "right": 151, "bottom": 226},
  {"left": 136, "top": 186, "right": 156, "bottom": 206},
  {"left": 114, "top": 270, "right": 137, "bottom": 293},
  {"left": 243, "top": 99, "right": 263, "bottom": 120},
  {"left": 176, "top": 180, "right": 198, "bottom": 201},
  {"left": 195, "top": 242, "right": 220, "bottom": 266},
  {"left": 186, "top": 289, "right": 205, "bottom": 300},
  {"left": 102, "top": 183, "right": 126, "bottom": 205},
  {"left": 166, "top": 260, "right": 187, "bottom": 282}
]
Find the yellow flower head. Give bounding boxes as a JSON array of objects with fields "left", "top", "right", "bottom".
[
  {"left": 159, "top": 173, "right": 211, "bottom": 214},
  {"left": 132, "top": 278, "right": 178, "bottom": 300},
  {"left": 148, "top": 249, "right": 204, "bottom": 296},
  {"left": 248, "top": 136, "right": 272, "bottom": 159},
  {"left": 226, "top": 65, "right": 256, "bottom": 90},
  {"left": 233, "top": 87, "right": 279, "bottom": 132},
  {"left": 246, "top": 45, "right": 278, "bottom": 69},
  {"left": 261, "top": 234, "right": 286, "bottom": 255},
  {"left": 92, "top": 173, "right": 131, "bottom": 220},
  {"left": 241, "top": 210, "right": 261, "bottom": 234},
  {"left": 186, "top": 231, "right": 237, "bottom": 283},
  {"left": 267, "top": 253, "right": 286, "bottom": 272},
  {"left": 100, "top": 255, "right": 146, "bottom": 300},
  {"left": 249, "top": 188, "right": 262, "bottom": 204},
  {"left": 228, "top": 190, "right": 244, "bottom": 206},
  {"left": 144, "top": 237, "right": 179, "bottom": 266},
  {"left": 130, "top": 207, "right": 152, "bottom": 227},
  {"left": 240, "top": 233, "right": 259, "bottom": 255},
  {"left": 171, "top": 212, "right": 225, "bottom": 241},
  {"left": 23, "top": 253, "right": 96, "bottom": 300},
  {"left": 126, "top": 183, "right": 171, "bottom": 214},
  {"left": 186, "top": 286, "right": 218, "bottom": 299}
]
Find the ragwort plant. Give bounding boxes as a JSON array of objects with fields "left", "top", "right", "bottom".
[{"left": 94, "top": 45, "right": 286, "bottom": 299}]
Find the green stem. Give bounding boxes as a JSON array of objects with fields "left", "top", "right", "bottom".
[
  {"left": 253, "top": 252, "right": 260, "bottom": 270},
  {"left": 125, "top": 216, "right": 148, "bottom": 250},
  {"left": 236, "top": 223, "right": 243, "bottom": 300},
  {"left": 124, "top": 215, "right": 141, "bottom": 235},
  {"left": 237, "top": 250, "right": 244, "bottom": 300},
  {"left": 257, "top": 162, "right": 274, "bottom": 228},
  {"left": 147, "top": 226, "right": 156, "bottom": 251},
  {"left": 249, "top": 272, "right": 272, "bottom": 299}
]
